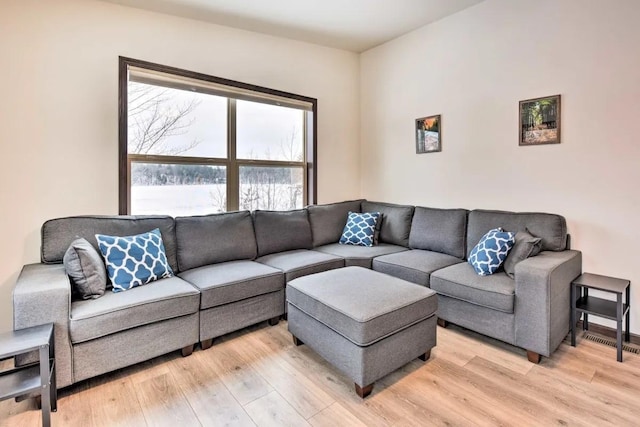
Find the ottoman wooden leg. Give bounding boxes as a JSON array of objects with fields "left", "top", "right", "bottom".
[
  {"left": 419, "top": 349, "right": 432, "bottom": 362},
  {"left": 201, "top": 339, "right": 214, "bottom": 350},
  {"left": 437, "top": 318, "right": 449, "bottom": 328},
  {"left": 292, "top": 335, "right": 304, "bottom": 346},
  {"left": 355, "top": 383, "right": 374, "bottom": 399}
]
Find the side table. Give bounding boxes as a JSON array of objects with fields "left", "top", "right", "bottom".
[
  {"left": 0, "top": 323, "right": 56, "bottom": 426},
  {"left": 571, "top": 273, "right": 631, "bottom": 362}
]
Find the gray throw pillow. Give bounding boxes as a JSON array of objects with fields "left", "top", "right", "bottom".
[
  {"left": 503, "top": 229, "right": 543, "bottom": 279},
  {"left": 63, "top": 238, "right": 107, "bottom": 299}
]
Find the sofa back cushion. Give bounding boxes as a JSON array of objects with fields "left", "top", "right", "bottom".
[
  {"left": 253, "top": 209, "right": 313, "bottom": 257},
  {"left": 409, "top": 207, "right": 468, "bottom": 258},
  {"left": 307, "top": 200, "right": 362, "bottom": 247},
  {"left": 361, "top": 201, "right": 415, "bottom": 247},
  {"left": 41, "top": 215, "right": 178, "bottom": 272},
  {"left": 175, "top": 211, "right": 257, "bottom": 271},
  {"left": 466, "top": 210, "right": 567, "bottom": 257}
]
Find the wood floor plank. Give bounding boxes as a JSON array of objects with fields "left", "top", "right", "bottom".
[
  {"left": 0, "top": 397, "right": 40, "bottom": 427},
  {"left": 465, "top": 355, "right": 592, "bottom": 426},
  {"left": 527, "top": 364, "right": 637, "bottom": 425},
  {"left": 135, "top": 372, "right": 201, "bottom": 427},
  {"left": 170, "top": 351, "right": 256, "bottom": 426},
  {"left": 238, "top": 332, "right": 335, "bottom": 419},
  {"left": 53, "top": 382, "right": 93, "bottom": 427},
  {"left": 308, "top": 402, "right": 368, "bottom": 427},
  {"left": 438, "top": 325, "right": 534, "bottom": 375},
  {"left": 202, "top": 337, "right": 273, "bottom": 405},
  {"left": 87, "top": 375, "right": 146, "bottom": 427},
  {"left": 244, "top": 391, "right": 310, "bottom": 427},
  {"left": 422, "top": 357, "right": 543, "bottom": 426}
]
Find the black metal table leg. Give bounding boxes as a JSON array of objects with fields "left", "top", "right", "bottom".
[
  {"left": 570, "top": 282, "right": 576, "bottom": 346},
  {"left": 583, "top": 287, "right": 589, "bottom": 330},
  {"left": 625, "top": 285, "right": 631, "bottom": 342},
  {"left": 617, "top": 293, "right": 623, "bottom": 362},
  {"left": 39, "top": 344, "right": 51, "bottom": 427}
]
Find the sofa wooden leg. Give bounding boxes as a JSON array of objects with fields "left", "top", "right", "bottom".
[
  {"left": 200, "top": 339, "right": 214, "bottom": 350},
  {"left": 283, "top": 313, "right": 288, "bottom": 321},
  {"left": 437, "top": 318, "right": 449, "bottom": 328},
  {"left": 355, "top": 383, "right": 374, "bottom": 399},
  {"left": 268, "top": 316, "right": 280, "bottom": 326},
  {"left": 526, "top": 350, "right": 541, "bottom": 364},
  {"left": 292, "top": 335, "right": 304, "bottom": 346},
  {"left": 418, "top": 349, "right": 432, "bottom": 362},
  {"left": 181, "top": 344, "right": 194, "bottom": 357}
]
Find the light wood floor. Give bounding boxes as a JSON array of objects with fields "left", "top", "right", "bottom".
[{"left": 2, "top": 321, "right": 640, "bottom": 427}]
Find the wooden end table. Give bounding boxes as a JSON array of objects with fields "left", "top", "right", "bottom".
[
  {"left": 0, "top": 323, "right": 56, "bottom": 426},
  {"left": 571, "top": 273, "right": 631, "bottom": 362}
]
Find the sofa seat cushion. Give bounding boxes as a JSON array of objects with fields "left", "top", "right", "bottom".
[
  {"left": 256, "top": 249, "right": 344, "bottom": 282},
  {"left": 430, "top": 263, "right": 515, "bottom": 313},
  {"left": 69, "top": 276, "right": 200, "bottom": 344},
  {"left": 314, "top": 243, "right": 408, "bottom": 268},
  {"left": 287, "top": 267, "right": 437, "bottom": 346},
  {"left": 372, "top": 249, "right": 464, "bottom": 286},
  {"left": 179, "top": 260, "right": 284, "bottom": 310}
]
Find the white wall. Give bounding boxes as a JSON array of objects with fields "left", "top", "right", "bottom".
[
  {"left": 0, "top": 0, "right": 360, "bottom": 330},
  {"left": 361, "top": 0, "right": 640, "bottom": 332}
]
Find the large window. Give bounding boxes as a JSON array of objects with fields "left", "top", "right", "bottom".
[{"left": 118, "top": 57, "right": 316, "bottom": 216}]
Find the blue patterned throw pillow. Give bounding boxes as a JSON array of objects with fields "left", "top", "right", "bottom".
[
  {"left": 95, "top": 228, "right": 173, "bottom": 292},
  {"left": 339, "top": 211, "right": 381, "bottom": 247},
  {"left": 468, "top": 228, "right": 516, "bottom": 276}
]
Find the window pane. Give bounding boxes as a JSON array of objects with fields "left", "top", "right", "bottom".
[
  {"left": 239, "top": 166, "right": 303, "bottom": 211},
  {"left": 131, "top": 162, "right": 227, "bottom": 216},
  {"left": 128, "top": 82, "right": 227, "bottom": 158},
  {"left": 236, "top": 100, "right": 304, "bottom": 161}
]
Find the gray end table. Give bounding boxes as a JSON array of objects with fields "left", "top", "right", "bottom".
[
  {"left": 571, "top": 273, "right": 631, "bottom": 362},
  {"left": 0, "top": 323, "right": 56, "bottom": 426}
]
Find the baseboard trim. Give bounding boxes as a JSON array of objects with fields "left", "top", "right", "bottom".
[{"left": 576, "top": 320, "right": 640, "bottom": 346}]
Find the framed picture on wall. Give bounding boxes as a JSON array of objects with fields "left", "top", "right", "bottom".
[
  {"left": 519, "top": 94, "right": 561, "bottom": 146},
  {"left": 415, "top": 114, "right": 441, "bottom": 153}
]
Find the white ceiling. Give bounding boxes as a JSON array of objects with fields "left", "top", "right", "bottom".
[{"left": 101, "top": 0, "right": 484, "bottom": 52}]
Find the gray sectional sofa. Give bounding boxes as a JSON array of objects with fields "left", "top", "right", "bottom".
[{"left": 13, "top": 199, "right": 581, "bottom": 389}]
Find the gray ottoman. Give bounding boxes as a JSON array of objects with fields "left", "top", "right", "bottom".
[{"left": 287, "top": 266, "right": 437, "bottom": 398}]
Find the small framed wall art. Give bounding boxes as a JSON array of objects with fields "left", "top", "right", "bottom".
[
  {"left": 415, "top": 114, "right": 441, "bottom": 153},
  {"left": 519, "top": 94, "right": 561, "bottom": 146}
]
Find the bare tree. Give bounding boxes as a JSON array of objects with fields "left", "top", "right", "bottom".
[
  {"left": 279, "top": 127, "right": 303, "bottom": 161},
  {"left": 128, "top": 82, "right": 202, "bottom": 155}
]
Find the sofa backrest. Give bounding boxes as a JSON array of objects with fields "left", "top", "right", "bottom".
[
  {"left": 41, "top": 215, "right": 178, "bottom": 272},
  {"left": 361, "top": 201, "right": 415, "bottom": 247},
  {"left": 175, "top": 210, "right": 257, "bottom": 271},
  {"left": 253, "top": 209, "right": 313, "bottom": 257},
  {"left": 466, "top": 209, "right": 568, "bottom": 257},
  {"left": 307, "top": 200, "right": 362, "bottom": 247},
  {"left": 409, "top": 207, "right": 468, "bottom": 259}
]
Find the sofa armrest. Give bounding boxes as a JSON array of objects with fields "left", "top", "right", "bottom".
[
  {"left": 514, "top": 250, "right": 582, "bottom": 357},
  {"left": 13, "top": 263, "right": 74, "bottom": 388}
]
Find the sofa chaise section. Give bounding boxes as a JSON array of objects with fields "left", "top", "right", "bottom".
[
  {"left": 175, "top": 211, "right": 285, "bottom": 349},
  {"left": 431, "top": 209, "right": 582, "bottom": 362}
]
